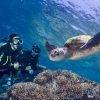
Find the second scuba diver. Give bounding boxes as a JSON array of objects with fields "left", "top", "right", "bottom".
[{"left": 17, "top": 44, "right": 42, "bottom": 81}]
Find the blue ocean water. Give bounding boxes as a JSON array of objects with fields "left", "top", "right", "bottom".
[{"left": 0, "top": 0, "right": 100, "bottom": 82}]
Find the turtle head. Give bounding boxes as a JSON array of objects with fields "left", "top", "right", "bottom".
[
  {"left": 45, "top": 41, "right": 69, "bottom": 61},
  {"left": 49, "top": 47, "right": 68, "bottom": 61}
]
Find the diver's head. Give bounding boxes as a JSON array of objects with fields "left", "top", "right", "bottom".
[
  {"left": 49, "top": 47, "right": 68, "bottom": 61},
  {"left": 32, "top": 44, "right": 41, "bottom": 54},
  {"left": 9, "top": 33, "right": 23, "bottom": 50}
]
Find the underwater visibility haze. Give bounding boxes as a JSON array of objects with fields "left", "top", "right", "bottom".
[{"left": 0, "top": 0, "right": 100, "bottom": 82}]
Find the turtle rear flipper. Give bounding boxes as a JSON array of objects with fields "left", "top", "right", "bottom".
[{"left": 80, "top": 32, "right": 100, "bottom": 50}]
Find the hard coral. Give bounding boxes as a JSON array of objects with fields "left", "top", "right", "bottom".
[{"left": 8, "top": 70, "right": 100, "bottom": 100}]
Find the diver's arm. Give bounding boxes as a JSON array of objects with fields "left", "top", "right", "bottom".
[
  {"left": 0, "top": 46, "right": 4, "bottom": 62},
  {"left": 0, "top": 46, "right": 9, "bottom": 67}
]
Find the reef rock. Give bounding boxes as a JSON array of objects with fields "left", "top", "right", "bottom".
[{"left": 8, "top": 70, "right": 100, "bottom": 100}]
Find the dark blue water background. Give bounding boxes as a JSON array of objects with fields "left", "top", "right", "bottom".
[{"left": 0, "top": 0, "right": 100, "bottom": 82}]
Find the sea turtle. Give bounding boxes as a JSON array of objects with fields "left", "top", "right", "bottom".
[{"left": 45, "top": 32, "right": 100, "bottom": 61}]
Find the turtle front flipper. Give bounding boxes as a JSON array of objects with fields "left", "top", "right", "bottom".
[
  {"left": 80, "top": 32, "right": 100, "bottom": 50},
  {"left": 45, "top": 41, "right": 57, "bottom": 53}
]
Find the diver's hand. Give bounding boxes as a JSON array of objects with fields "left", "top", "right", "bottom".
[
  {"left": 25, "top": 66, "right": 34, "bottom": 75},
  {"left": 14, "top": 62, "right": 20, "bottom": 70},
  {"left": 29, "top": 69, "right": 34, "bottom": 75},
  {"left": 25, "top": 66, "right": 31, "bottom": 71}
]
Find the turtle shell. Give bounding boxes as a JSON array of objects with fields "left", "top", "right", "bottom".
[{"left": 64, "top": 35, "right": 92, "bottom": 50}]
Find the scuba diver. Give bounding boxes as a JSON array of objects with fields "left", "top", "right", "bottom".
[
  {"left": 29, "top": 44, "right": 46, "bottom": 74},
  {"left": 18, "top": 44, "right": 42, "bottom": 80},
  {"left": 30, "top": 44, "right": 41, "bottom": 70},
  {"left": 0, "top": 33, "right": 23, "bottom": 85}
]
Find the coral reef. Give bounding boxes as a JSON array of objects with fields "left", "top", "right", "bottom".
[{"left": 8, "top": 70, "right": 100, "bottom": 100}]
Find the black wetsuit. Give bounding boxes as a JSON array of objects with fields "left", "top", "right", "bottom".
[
  {"left": 19, "top": 50, "right": 39, "bottom": 73},
  {"left": 30, "top": 52, "right": 40, "bottom": 70},
  {"left": 0, "top": 43, "right": 21, "bottom": 77}
]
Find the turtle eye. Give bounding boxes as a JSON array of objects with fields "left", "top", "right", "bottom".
[
  {"left": 54, "top": 50, "right": 57, "bottom": 54},
  {"left": 54, "top": 50, "right": 59, "bottom": 55}
]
